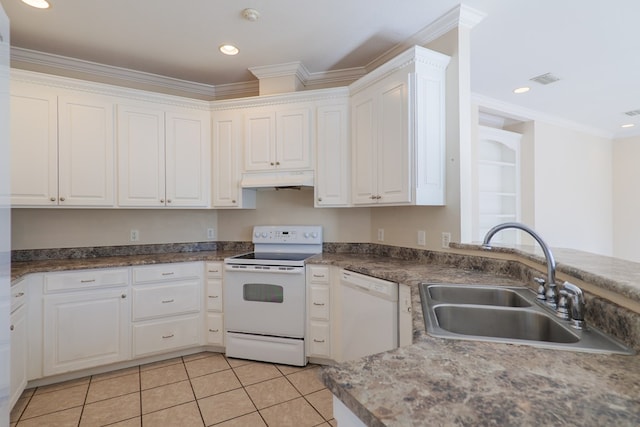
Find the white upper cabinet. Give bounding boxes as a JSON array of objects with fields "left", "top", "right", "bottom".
[
  {"left": 118, "top": 103, "right": 210, "bottom": 208},
  {"left": 315, "top": 95, "right": 350, "bottom": 207},
  {"left": 350, "top": 46, "right": 450, "bottom": 206},
  {"left": 10, "top": 79, "right": 115, "bottom": 207},
  {"left": 244, "top": 105, "right": 312, "bottom": 172}
]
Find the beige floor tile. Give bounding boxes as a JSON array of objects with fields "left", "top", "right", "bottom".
[
  {"left": 141, "top": 380, "right": 194, "bottom": 414},
  {"left": 305, "top": 389, "right": 334, "bottom": 421},
  {"left": 140, "top": 362, "right": 188, "bottom": 390},
  {"left": 92, "top": 365, "right": 139, "bottom": 383},
  {"left": 198, "top": 388, "right": 256, "bottom": 425},
  {"left": 190, "top": 369, "right": 242, "bottom": 399},
  {"left": 140, "top": 356, "right": 183, "bottom": 372},
  {"left": 232, "top": 362, "right": 282, "bottom": 386},
  {"left": 10, "top": 396, "right": 29, "bottom": 423},
  {"left": 245, "top": 377, "right": 301, "bottom": 410},
  {"left": 286, "top": 367, "right": 325, "bottom": 395},
  {"left": 185, "top": 353, "right": 230, "bottom": 378},
  {"left": 107, "top": 417, "right": 141, "bottom": 427},
  {"left": 79, "top": 392, "right": 140, "bottom": 427},
  {"left": 86, "top": 372, "right": 140, "bottom": 403},
  {"left": 225, "top": 357, "right": 254, "bottom": 368},
  {"left": 142, "top": 401, "right": 203, "bottom": 427},
  {"left": 34, "top": 376, "right": 90, "bottom": 395},
  {"left": 21, "top": 384, "right": 88, "bottom": 420},
  {"left": 14, "top": 406, "right": 82, "bottom": 427},
  {"left": 182, "top": 351, "right": 213, "bottom": 363},
  {"left": 259, "top": 397, "right": 324, "bottom": 427},
  {"left": 215, "top": 411, "right": 267, "bottom": 427}
]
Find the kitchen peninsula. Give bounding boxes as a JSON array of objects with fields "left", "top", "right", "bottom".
[{"left": 10, "top": 242, "right": 640, "bottom": 426}]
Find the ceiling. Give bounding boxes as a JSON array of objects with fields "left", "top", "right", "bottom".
[{"left": 3, "top": 0, "right": 640, "bottom": 138}]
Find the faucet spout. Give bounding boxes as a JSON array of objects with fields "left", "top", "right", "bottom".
[{"left": 482, "top": 222, "right": 557, "bottom": 305}]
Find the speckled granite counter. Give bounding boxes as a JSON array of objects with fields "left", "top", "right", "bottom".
[{"left": 307, "top": 252, "right": 640, "bottom": 426}]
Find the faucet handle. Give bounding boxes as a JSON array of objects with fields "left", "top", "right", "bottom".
[
  {"left": 557, "top": 290, "right": 570, "bottom": 320},
  {"left": 560, "top": 281, "right": 586, "bottom": 329},
  {"left": 533, "top": 277, "right": 546, "bottom": 302}
]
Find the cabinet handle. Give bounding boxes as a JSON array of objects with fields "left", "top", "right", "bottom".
[
  {"left": 312, "top": 274, "right": 325, "bottom": 278},
  {"left": 14, "top": 292, "right": 25, "bottom": 298},
  {"left": 50, "top": 197, "right": 56, "bottom": 202},
  {"left": 270, "top": 162, "right": 275, "bottom": 166},
  {"left": 209, "top": 328, "right": 219, "bottom": 333},
  {"left": 313, "top": 339, "right": 325, "bottom": 343},
  {"left": 160, "top": 199, "right": 165, "bottom": 203},
  {"left": 370, "top": 195, "right": 376, "bottom": 199},
  {"left": 59, "top": 197, "right": 66, "bottom": 202},
  {"left": 80, "top": 279, "right": 96, "bottom": 283},
  {"left": 161, "top": 299, "right": 174, "bottom": 304},
  {"left": 10, "top": 325, "right": 14, "bottom": 331},
  {"left": 161, "top": 272, "right": 174, "bottom": 276},
  {"left": 162, "top": 334, "right": 174, "bottom": 339},
  {"left": 167, "top": 199, "right": 172, "bottom": 203},
  {"left": 208, "top": 269, "right": 220, "bottom": 273},
  {"left": 317, "top": 197, "right": 322, "bottom": 202},
  {"left": 275, "top": 161, "right": 280, "bottom": 166},
  {"left": 208, "top": 295, "right": 219, "bottom": 299},
  {"left": 231, "top": 200, "right": 236, "bottom": 204},
  {"left": 121, "top": 294, "right": 127, "bottom": 299},
  {"left": 376, "top": 195, "right": 382, "bottom": 199},
  {"left": 313, "top": 302, "right": 325, "bottom": 306}
]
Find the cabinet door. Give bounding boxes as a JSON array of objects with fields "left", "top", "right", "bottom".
[
  {"left": 10, "top": 84, "right": 58, "bottom": 206},
  {"left": 117, "top": 105, "right": 166, "bottom": 206},
  {"left": 315, "top": 103, "right": 349, "bottom": 207},
  {"left": 43, "top": 288, "right": 130, "bottom": 375},
  {"left": 244, "top": 110, "right": 276, "bottom": 171},
  {"left": 212, "top": 110, "right": 241, "bottom": 207},
  {"left": 351, "top": 94, "right": 377, "bottom": 204},
  {"left": 165, "top": 110, "right": 210, "bottom": 207},
  {"left": 377, "top": 76, "right": 410, "bottom": 204},
  {"left": 276, "top": 107, "right": 311, "bottom": 170},
  {"left": 10, "top": 305, "right": 27, "bottom": 409},
  {"left": 58, "top": 95, "right": 115, "bottom": 206}
]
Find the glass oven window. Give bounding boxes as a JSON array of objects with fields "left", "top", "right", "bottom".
[{"left": 243, "top": 283, "right": 284, "bottom": 303}]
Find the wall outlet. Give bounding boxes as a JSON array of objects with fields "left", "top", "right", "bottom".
[
  {"left": 417, "top": 230, "right": 426, "bottom": 246},
  {"left": 130, "top": 229, "right": 139, "bottom": 242},
  {"left": 441, "top": 232, "right": 451, "bottom": 248},
  {"left": 207, "top": 228, "right": 216, "bottom": 240},
  {"left": 377, "top": 228, "right": 384, "bottom": 242}
]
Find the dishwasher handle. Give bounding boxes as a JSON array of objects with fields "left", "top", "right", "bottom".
[{"left": 341, "top": 270, "right": 398, "bottom": 302}]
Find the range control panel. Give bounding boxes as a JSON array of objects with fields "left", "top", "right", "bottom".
[{"left": 252, "top": 225, "right": 323, "bottom": 245}]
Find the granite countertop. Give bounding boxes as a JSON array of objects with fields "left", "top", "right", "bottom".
[
  {"left": 310, "top": 253, "right": 640, "bottom": 427},
  {"left": 9, "top": 246, "right": 640, "bottom": 425}
]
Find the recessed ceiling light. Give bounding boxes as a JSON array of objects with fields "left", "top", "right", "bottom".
[
  {"left": 513, "top": 87, "right": 530, "bottom": 94},
  {"left": 219, "top": 44, "right": 239, "bottom": 56},
  {"left": 621, "top": 123, "right": 635, "bottom": 128},
  {"left": 21, "top": 0, "right": 50, "bottom": 9}
]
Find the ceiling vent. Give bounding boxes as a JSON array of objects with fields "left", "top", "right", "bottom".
[
  {"left": 530, "top": 72, "right": 561, "bottom": 85},
  {"left": 623, "top": 109, "right": 640, "bottom": 117}
]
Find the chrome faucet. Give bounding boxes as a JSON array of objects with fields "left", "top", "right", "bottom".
[{"left": 481, "top": 222, "right": 558, "bottom": 308}]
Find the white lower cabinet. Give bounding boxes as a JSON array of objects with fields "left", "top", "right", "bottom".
[
  {"left": 43, "top": 286, "right": 130, "bottom": 376},
  {"left": 10, "top": 286, "right": 28, "bottom": 409},
  {"left": 131, "top": 262, "right": 203, "bottom": 358},
  {"left": 306, "top": 265, "right": 332, "bottom": 359},
  {"left": 205, "top": 262, "right": 224, "bottom": 346}
]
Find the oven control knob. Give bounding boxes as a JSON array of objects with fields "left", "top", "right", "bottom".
[
  {"left": 254, "top": 231, "right": 260, "bottom": 238},
  {"left": 261, "top": 232, "right": 268, "bottom": 238},
  {"left": 304, "top": 232, "right": 310, "bottom": 238},
  {"left": 311, "top": 232, "right": 318, "bottom": 239}
]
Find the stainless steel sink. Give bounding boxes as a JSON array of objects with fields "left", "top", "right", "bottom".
[{"left": 419, "top": 283, "right": 634, "bottom": 355}]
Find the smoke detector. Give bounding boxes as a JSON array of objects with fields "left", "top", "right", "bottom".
[
  {"left": 242, "top": 8, "right": 260, "bottom": 22},
  {"left": 529, "top": 72, "right": 561, "bottom": 85}
]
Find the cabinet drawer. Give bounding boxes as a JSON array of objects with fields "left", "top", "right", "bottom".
[
  {"left": 309, "top": 285, "right": 330, "bottom": 320},
  {"left": 132, "top": 262, "right": 202, "bottom": 284},
  {"left": 206, "top": 262, "right": 223, "bottom": 278},
  {"left": 11, "top": 280, "right": 27, "bottom": 312},
  {"left": 308, "top": 266, "right": 329, "bottom": 283},
  {"left": 133, "top": 315, "right": 200, "bottom": 357},
  {"left": 206, "top": 279, "right": 223, "bottom": 312},
  {"left": 45, "top": 269, "right": 129, "bottom": 293},
  {"left": 133, "top": 281, "right": 200, "bottom": 320},
  {"left": 308, "top": 321, "right": 330, "bottom": 357},
  {"left": 206, "top": 313, "right": 224, "bottom": 346}
]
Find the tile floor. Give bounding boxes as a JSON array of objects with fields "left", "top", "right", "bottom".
[{"left": 10, "top": 352, "right": 336, "bottom": 427}]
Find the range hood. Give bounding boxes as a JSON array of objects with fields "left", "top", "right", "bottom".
[{"left": 240, "top": 170, "right": 314, "bottom": 189}]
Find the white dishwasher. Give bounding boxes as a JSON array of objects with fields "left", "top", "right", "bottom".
[{"left": 339, "top": 270, "right": 398, "bottom": 362}]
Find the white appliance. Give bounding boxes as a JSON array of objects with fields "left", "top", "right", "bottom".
[
  {"left": 224, "top": 225, "right": 322, "bottom": 366},
  {"left": 339, "top": 270, "right": 398, "bottom": 362}
]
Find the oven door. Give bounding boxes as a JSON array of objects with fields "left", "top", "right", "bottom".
[{"left": 224, "top": 266, "right": 305, "bottom": 338}]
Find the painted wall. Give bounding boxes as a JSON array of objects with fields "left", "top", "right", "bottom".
[
  {"left": 532, "top": 122, "right": 613, "bottom": 255},
  {"left": 613, "top": 136, "right": 640, "bottom": 262}
]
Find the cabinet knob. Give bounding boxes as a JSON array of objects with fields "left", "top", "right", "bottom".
[
  {"left": 276, "top": 161, "right": 280, "bottom": 166},
  {"left": 270, "top": 162, "right": 275, "bottom": 166},
  {"left": 14, "top": 292, "right": 25, "bottom": 298},
  {"left": 121, "top": 294, "right": 127, "bottom": 299},
  {"left": 232, "top": 200, "right": 236, "bottom": 204},
  {"left": 167, "top": 199, "right": 172, "bottom": 203},
  {"left": 59, "top": 197, "right": 65, "bottom": 202},
  {"left": 50, "top": 197, "right": 56, "bottom": 202},
  {"left": 10, "top": 325, "right": 14, "bottom": 331},
  {"left": 160, "top": 199, "right": 165, "bottom": 203},
  {"left": 317, "top": 197, "right": 322, "bottom": 202}
]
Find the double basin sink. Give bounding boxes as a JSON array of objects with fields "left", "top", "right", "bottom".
[{"left": 419, "top": 283, "right": 633, "bottom": 355}]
